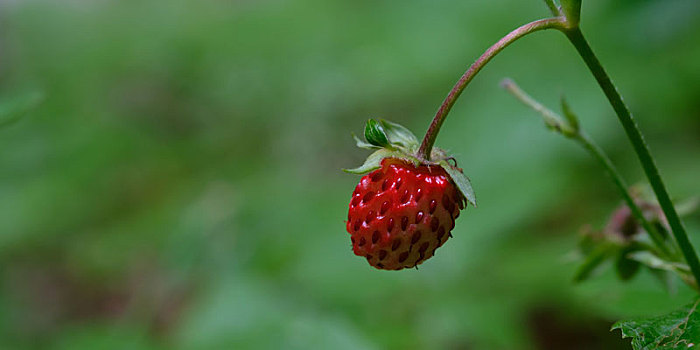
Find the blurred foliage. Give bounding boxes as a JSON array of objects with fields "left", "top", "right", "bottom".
[
  {"left": 0, "top": 91, "right": 42, "bottom": 128},
  {"left": 0, "top": 0, "right": 699, "bottom": 349}
]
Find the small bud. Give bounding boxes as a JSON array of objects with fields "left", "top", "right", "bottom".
[
  {"left": 560, "top": 97, "right": 579, "bottom": 133},
  {"left": 605, "top": 205, "right": 638, "bottom": 240},
  {"left": 364, "top": 119, "right": 390, "bottom": 147},
  {"left": 604, "top": 201, "right": 668, "bottom": 242},
  {"left": 500, "top": 78, "right": 578, "bottom": 138}
]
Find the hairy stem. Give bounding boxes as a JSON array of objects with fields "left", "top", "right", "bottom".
[
  {"left": 417, "top": 17, "right": 566, "bottom": 160},
  {"left": 564, "top": 27, "right": 700, "bottom": 286}
]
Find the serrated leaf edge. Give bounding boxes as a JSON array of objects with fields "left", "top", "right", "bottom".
[{"left": 612, "top": 299, "right": 700, "bottom": 349}]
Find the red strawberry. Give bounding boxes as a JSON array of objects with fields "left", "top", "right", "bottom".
[
  {"left": 344, "top": 119, "right": 476, "bottom": 270},
  {"left": 347, "top": 158, "right": 464, "bottom": 270}
]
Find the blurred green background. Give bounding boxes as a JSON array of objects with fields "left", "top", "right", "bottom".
[{"left": 1, "top": 0, "right": 699, "bottom": 349}]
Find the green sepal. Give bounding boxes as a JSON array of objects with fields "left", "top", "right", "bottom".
[
  {"left": 627, "top": 251, "right": 691, "bottom": 275},
  {"left": 560, "top": 96, "right": 580, "bottom": 133},
  {"left": 346, "top": 118, "right": 423, "bottom": 174},
  {"left": 377, "top": 119, "right": 420, "bottom": 151},
  {"left": 364, "top": 119, "right": 391, "bottom": 148},
  {"left": 438, "top": 160, "right": 476, "bottom": 207},
  {"left": 352, "top": 133, "right": 381, "bottom": 150},
  {"left": 343, "top": 149, "right": 399, "bottom": 174}
]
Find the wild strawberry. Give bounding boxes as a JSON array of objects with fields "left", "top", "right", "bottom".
[
  {"left": 347, "top": 158, "right": 464, "bottom": 269},
  {"left": 344, "top": 119, "right": 476, "bottom": 270}
]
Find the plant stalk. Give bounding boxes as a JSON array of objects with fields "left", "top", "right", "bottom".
[
  {"left": 563, "top": 27, "right": 700, "bottom": 286},
  {"left": 417, "top": 17, "right": 566, "bottom": 160},
  {"left": 577, "top": 132, "right": 671, "bottom": 256},
  {"left": 501, "top": 79, "right": 671, "bottom": 257},
  {"left": 543, "top": 0, "right": 560, "bottom": 16},
  {"left": 415, "top": 2, "right": 700, "bottom": 286}
]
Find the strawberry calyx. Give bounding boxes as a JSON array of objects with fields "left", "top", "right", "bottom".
[{"left": 344, "top": 119, "right": 477, "bottom": 207}]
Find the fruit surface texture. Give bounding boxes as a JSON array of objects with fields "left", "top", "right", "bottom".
[{"left": 347, "top": 158, "right": 465, "bottom": 270}]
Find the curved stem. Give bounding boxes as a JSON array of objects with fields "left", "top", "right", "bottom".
[
  {"left": 564, "top": 27, "right": 700, "bottom": 286},
  {"left": 577, "top": 133, "right": 671, "bottom": 257},
  {"left": 417, "top": 17, "right": 566, "bottom": 160}
]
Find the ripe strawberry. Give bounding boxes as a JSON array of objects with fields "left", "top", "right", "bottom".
[
  {"left": 345, "top": 119, "right": 476, "bottom": 270},
  {"left": 347, "top": 158, "right": 464, "bottom": 270}
]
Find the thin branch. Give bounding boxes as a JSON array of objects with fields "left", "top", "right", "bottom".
[
  {"left": 501, "top": 79, "right": 671, "bottom": 257},
  {"left": 417, "top": 16, "right": 566, "bottom": 160}
]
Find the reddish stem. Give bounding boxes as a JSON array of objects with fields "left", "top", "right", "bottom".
[{"left": 417, "top": 17, "right": 565, "bottom": 160}]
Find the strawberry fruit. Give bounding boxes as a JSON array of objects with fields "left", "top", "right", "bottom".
[{"left": 345, "top": 119, "right": 476, "bottom": 270}]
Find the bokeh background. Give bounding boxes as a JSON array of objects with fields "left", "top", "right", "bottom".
[{"left": 1, "top": 0, "right": 699, "bottom": 349}]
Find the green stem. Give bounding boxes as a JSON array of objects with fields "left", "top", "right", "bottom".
[
  {"left": 543, "top": 0, "right": 560, "bottom": 16},
  {"left": 563, "top": 27, "right": 700, "bottom": 286},
  {"left": 501, "top": 79, "right": 670, "bottom": 257},
  {"left": 416, "top": 16, "right": 566, "bottom": 160},
  {"left": 577, "top": 132, "right": 670, "bottom": 256}
]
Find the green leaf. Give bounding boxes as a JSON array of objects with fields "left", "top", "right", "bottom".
[
  {"left": 343, "top": 149, "right": 397, "bottom": 174},
  {"left": 364, "top": 119, "right": 390, "bottom": 147},
  {"left": 573, "top": 242, "right": 617, "bottom": 282},
  {"left": 378, "top": 119, "right": 419, "bottom": 151},
  {"left": 0, "top": 91, "right": 43, "bottom": 128},
  {"left": 438, "top": 160, "right": 476, "bottom": 207},
  {"left": 612, "top": 299, "right": 700, "bottom": 349}
]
